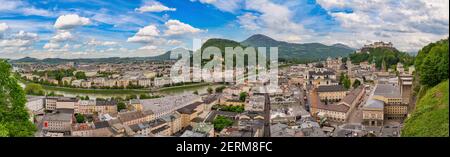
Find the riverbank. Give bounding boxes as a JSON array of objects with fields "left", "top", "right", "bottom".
[
  {"left": 20, "top": 79, "right": 218, "bottom": 95},
  {"left": 157, "top": 82, "right": 214, "bottom": 93},
  {"left": 41, "top": 85, "right": 151, "bottom": 94}
]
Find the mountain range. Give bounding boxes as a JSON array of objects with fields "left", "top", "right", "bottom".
[
  {"left": 240, "top": 34, "right": 355, "bottom": 62},
  {"left": 12, "top": 34, "right": 355, "bottom": 64}
]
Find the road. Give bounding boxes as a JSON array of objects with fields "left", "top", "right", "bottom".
[{"left": 347, "top": 86, "right": 371, "bottom": 124}]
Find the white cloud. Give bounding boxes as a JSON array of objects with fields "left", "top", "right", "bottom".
[
  {"left": 22, "top": 7, "right": 52, "bottom": 17},
  {"left": 164, "top": 19, "right": 205, "bottom": 36},
  {"left": 315, "top": 0, "right": 449, "bottom": 51},
  {"left": 138, "top": 45, "right": 157, "bottom": 50},
  {"left": 0, "top": 30, "right": 38, "bottom": 53},
  {"left": 0, "top": 0, "right": 23, "bottom": 11},
  {"left": 0, "top": 20, "right": 53, "bottom": 33},
  {"left": 127, "top": 24, "right": 165, "bottom": 44},
  {"left": 193, "top": 0, "right": 243, "bottom": 13},
  {"left": 238, "top": 0, "right": 311, "bottom": 43},
  {"left": 0, "top": 39, "right": 33, "bottom": 47},
  {"left": 237, "top": 13, "right": 260, "bottom": 31},
  {"left": 135, "top": 45, "right": 167, "bottom": 57},
  {"left": 167, "top": 39, "right": 182, "bottom": 46},
  {"left": 0, "top": 0, "right": 53, "bottom": 17},
  {"left": 54, "top": 14, "right": 91, "bottom": 30},
  {"left": 73, "top": 44, "right": 82, "bottom": 49},
  {"left": 136, "top": 25, "right": 160, "bottom": 36},
  {"left": 127, "top": 35, "right": 156, "bottom": 43},
  {"left": 0, "top": 23, "right": 9, "bottom": 33},
  {"left": 86, "top": 38, "right": 118, "bottom": 46},
  {"left": 136, "top": 0, "right": 176, "bottom": 13},
  {"left": 51, "top": 31, "right": 73, "bottom": 42},
  {"left": 43, "top": 42, "right": 59, "bottom": 49},
  {"left": 14, "top": 30, "right": 38, "bottom": 40}
]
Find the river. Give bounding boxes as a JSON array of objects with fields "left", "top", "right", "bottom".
[{"left": 20, "top": 82, "right": 224, "bottom": 99}]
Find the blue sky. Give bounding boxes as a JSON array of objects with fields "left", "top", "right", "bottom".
[{"left": 0, "top": 0, "right": 448, "bottom": 59}]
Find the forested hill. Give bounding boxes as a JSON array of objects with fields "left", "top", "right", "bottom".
[
  {"left": 401, "top": 38, "right": 449, "bottom": 137},
  {"left": 241, "top": 34, "right": 355, "bottom": 62},
  {"left": 349, "top": 47, "right": 415, "bottom": 70}
]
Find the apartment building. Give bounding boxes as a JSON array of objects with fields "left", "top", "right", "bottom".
[
  {"left": 42, "top": 109, "right": 74, "bottom": 134},
  {"left": 316, "top": 85, "right": 347, "bottom": 101},
  {"left": 176, "top": 102, "right": 205, "bottom": 129},
  {"left": 362, "top": 99, "right": 384, "bottom": 126},
  {"left": 118, "top": 111, "right": 154, "bottom": 126}
]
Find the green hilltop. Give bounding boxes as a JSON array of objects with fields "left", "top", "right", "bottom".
[
  {"left": 402, "top": 80, "right": 449, "bottom": 137},
  {"left": 349, "top": 47, "right": 415, "bottom": 70}
]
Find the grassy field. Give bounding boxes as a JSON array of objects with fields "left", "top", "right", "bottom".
[{"left": 401, "top": 80, "right": 449, "bottom": 137}]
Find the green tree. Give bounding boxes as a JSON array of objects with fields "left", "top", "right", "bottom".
[
  {"left": 75, "top": 71, "right": 87, "bottom": 80},
  {"left": 0, "top": 60, "right": 37, "bottom": 137},
  {"left": 343, "top": 78, "right": 351, "bottom": 89},
  {"left": 215, "top": 86, "right": 226, "bottom": 93},
  {"left": 416, "top": 40, "right": 449, "bottom": 87},
  {"left": 125, "top": 95, "right": 137, "bottom": 101},
  {"left": 339, "top": 73, "right": 351, "bottom": 89},
  {"left": 96, "top": 97, "right": 106, "bottom": 101},
  {"left": 212, "top": 115, "right": 234, "bottom": 131},
  {"left": 352, "top": 79, "right": 361, "bottom": 88},
  {"left": 207, "top": 87, "right": 213, "bottom": 94},
  {"left": 239, "top": 92, "right": 248, "bottom": 102},
  {"left": 25, "top": 83, "right": 45, "bottom": 96},
  {"left": 75, "top": 114, "right": 85, "bottom": 123},
  {"left": 117, "top": 102, "right": 127, "bottom": 111},
  {"left": 0, "top": 123, "right": 9, "bottom": 137}
]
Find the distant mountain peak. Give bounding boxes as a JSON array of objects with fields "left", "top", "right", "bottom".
[
  {"left": 240, "top": 34, "right": 355, "bottom": 61},
  {"left": 332, "top": 43, "right": 355, "bottom": 50},
  {"left": 243, "top": 34, "right": 277, "bottom": 42}
]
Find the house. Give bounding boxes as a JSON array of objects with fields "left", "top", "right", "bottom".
[
  {"left": 202, "top": 94, "right": 220, "bottom": 111},
  {"left": 246, "top": 95, "right": 265, "bottom": 112},
  {"left": 311, "top": 86, "right": 365, "bottom": 122},
  {"left": 191, "top": 122, "right": 215, "bottom": 137},
  {"left": 71, "top": 123, "right": 95, "bottom": 137},
  {"left": 154, "top": 76, "right": 171, "bottom": 87},
  {"left": 93, "top": 77, "right": 106, "bottom": 87},
  {"left": 118, "top": 111, "right": 154, "bottom": 126},
  {"left": 45, "top": 96, "right": 59, "bottom": 111},
  {"left": 42, "top": 109, "right": 74, "bottom": 134},
  {"left": 26, "top": 96, "right": 44, "bottom": 112},
  {"left": 160, "top": 112, "right": 182, "bottom": 135},
  {"left": 56, "top": 97, "right": 79, "bottom": 110},
  {"left": 95, "top": 100, "right": 118, "bottom": 114},
  {"left": 129, "top": 119, "right": 169, "bottom": 136},
  {"left": 362, "top": 99, "right": 384, "bottom": 126},
  {"left": 176, "top": 102, "right": 204, "bottom": 129},
  {"left": 71, "top": 79, "right": 82, "bottom": 87},
  {"left": 76, "top": 100, "right": 96, "bottom": 114},
  {"left": 138, "top": 78, "right": 152, "bottom": 87},
  {"left": 180, "top": 130, "right": 208, "bottom": 137},
  {"left": 61, "top": 77, "right": 73, "bottom": 85},
  {"left": 81, "top": 80, "right": 92, "bottom": 88},
  {"left": 104, "top": 79, "right": 117, "bottom": 87},
  {"left": 316, "top": 85, "right": 347, "bottom": 101},
  {"left": 116, "top": 79, "right": 130, "bottom": 88}
]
